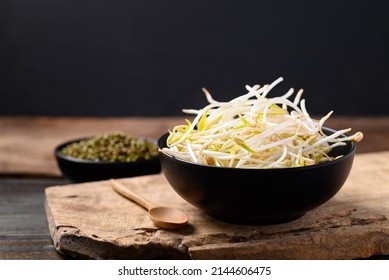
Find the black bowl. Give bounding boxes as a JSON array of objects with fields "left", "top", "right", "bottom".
[
  {"left": 158, "top": 128, "right": 356, "bottom": 225},
  {"left": 55, "top": 137, "right": 161, "bottom": 183}
]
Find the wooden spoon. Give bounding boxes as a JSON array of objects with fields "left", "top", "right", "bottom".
[{"left": 110, "top": 179, "right": 189, "bottom": 229}]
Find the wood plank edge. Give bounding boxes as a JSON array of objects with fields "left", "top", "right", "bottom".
[{"left": 188, "top": 226, "right": 389, "bottom": 260}]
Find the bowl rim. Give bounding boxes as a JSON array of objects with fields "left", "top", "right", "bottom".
[
  {"left": 157, "top": 127, "right": 356, "bottom": 172},
  {"left": 55, "top": 135, "right": 159, "bottom": 164}
]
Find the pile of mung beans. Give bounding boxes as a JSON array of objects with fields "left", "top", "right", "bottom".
[{"left": 60, "top": 132, "right": 159, "bottom": 162}]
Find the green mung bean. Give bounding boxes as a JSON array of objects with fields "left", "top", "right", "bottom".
[{"left": 60, "top": 132, "right": 158, "bottom": 162}]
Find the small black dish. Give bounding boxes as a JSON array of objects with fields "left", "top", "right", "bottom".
[
  {"left": 158, "top": 128, "right": 356, "bottom": 225},
  {"left": 55, "top": 137, "right": 161, "bottom": 183}
]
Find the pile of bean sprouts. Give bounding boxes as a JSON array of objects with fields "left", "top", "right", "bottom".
[{"left": 160, "top": 77, "right": 363, "bottom": 169}]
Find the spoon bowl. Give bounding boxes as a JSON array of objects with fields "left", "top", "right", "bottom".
[
  {"left": 110, "top": 179, "right": 189, "bottom": 229},
  {"left": 148, "top": 207, "right": 190, "bottom": 229}
]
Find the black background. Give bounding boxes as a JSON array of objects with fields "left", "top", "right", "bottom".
[{"left": 1, "top": 1, "right": 388, "bottom": 116}]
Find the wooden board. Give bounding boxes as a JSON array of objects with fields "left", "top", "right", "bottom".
[{"left": 45, "top": 151, "right": 389, "bottom": 259}]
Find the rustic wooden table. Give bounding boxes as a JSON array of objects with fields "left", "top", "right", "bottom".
[{"left": 1, "top": 116, "right": 389, "bottom": 259}]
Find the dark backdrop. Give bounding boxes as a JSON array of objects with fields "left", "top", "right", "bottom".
[{"left": 1, "top": 1, "right": 388, "bottom": 116}]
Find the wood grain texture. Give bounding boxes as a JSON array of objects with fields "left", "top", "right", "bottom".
[
  {"left": 0, "top": 117, "right": 183, "bottom": 177},
  {"left": 1, "top": 117, "right": 389, "bottom": 177},
  {"left": 0, "top": 178, "right": 68, "bottom": 259},
  {"left": 45, "top": 151, "right": 389, "bottom": 259}
]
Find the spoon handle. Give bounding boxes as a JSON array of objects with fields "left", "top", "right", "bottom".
[{"left": 110, "top": 179, "right": 156, "bottom": 210}]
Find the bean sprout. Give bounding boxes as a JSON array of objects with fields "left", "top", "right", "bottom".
[{"left": 160, "top": 77, "right": 364, "bottom": 169}]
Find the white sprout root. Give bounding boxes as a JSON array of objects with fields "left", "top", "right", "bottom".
[{"left": 161, "top": 77, "right": 364, "bottom": 169}]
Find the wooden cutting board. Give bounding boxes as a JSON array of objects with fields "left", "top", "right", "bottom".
[{"left": 45, "top": 151, "right": 389, "bottom": 259}]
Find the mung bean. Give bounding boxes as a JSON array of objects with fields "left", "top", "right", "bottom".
[{"left": 60, "top": 132, "right": 158, "bottom": 162}]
